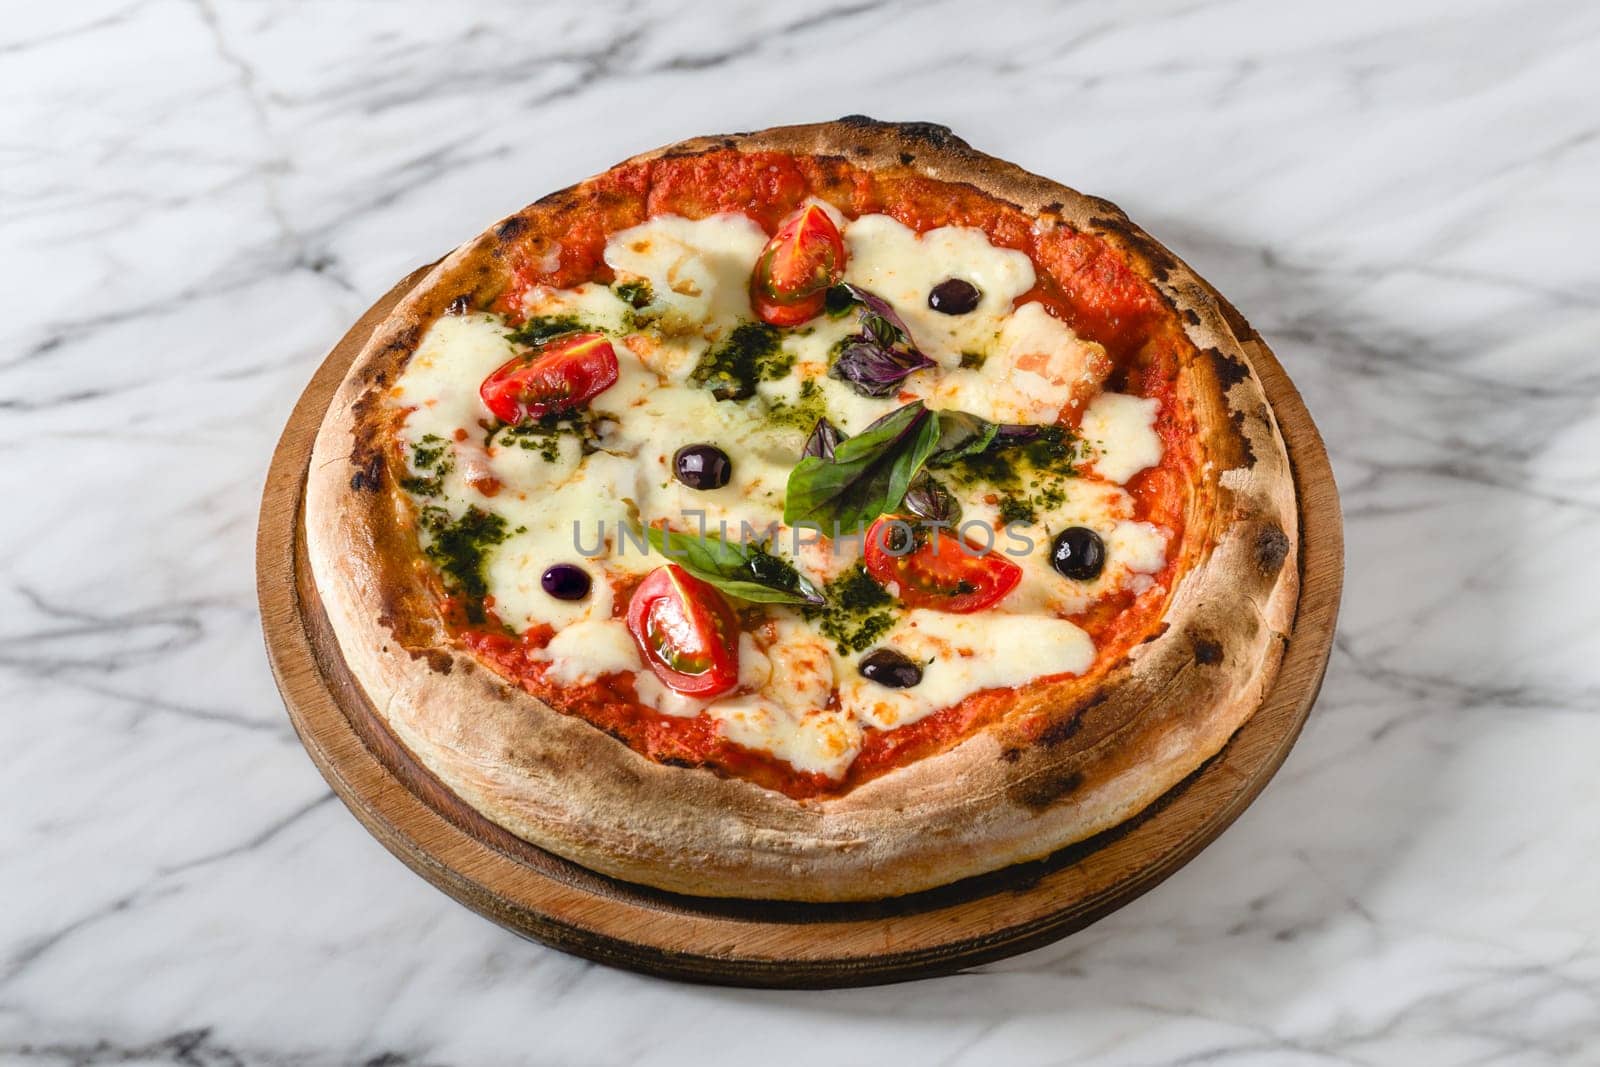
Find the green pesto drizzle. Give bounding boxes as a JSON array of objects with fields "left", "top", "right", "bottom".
[
  {"left": 418, "top": 505, "right": 510, "bottom": 622},
  {"left": 506, "top": 314, "right": 590, "bottom": 347},
  {"left": 613, "top": 279, "right": 654, "bottom": 309},
  {"left": 690, "top": 322, "right": 789, "bottom": 400},
  {"left": 400, "top": 433, "right": 452, "bottom": 497},
  {"left": 802, "top": 564, "right": 899, "bottom": 654},
  {"left": 944, "top": 425, "right": 1081, "bottom": 527},
  {"left": 487, "top": 411, "right": 608, "bottom": 462},
  {"left": 763, "top": 376, "right": 830, "bottom": 432}
]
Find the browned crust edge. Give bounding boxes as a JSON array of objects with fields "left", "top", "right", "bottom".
[{"left": 303, "top": 117, "right": 1298, "bottom": 902}]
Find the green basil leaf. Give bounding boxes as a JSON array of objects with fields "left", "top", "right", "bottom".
[
  {"left": 643, "top": 525, "right": 824, "bottom": 606},
  {"left": 782, "top": 401, "right": 942, "bottom": 532},
  {"left": 927, "top": 411, "right": 998, "bottom": 467}
]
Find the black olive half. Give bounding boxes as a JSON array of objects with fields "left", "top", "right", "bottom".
[
  {"left": 858, "top": 648, "right": 923, "bottom": 688},
  {"left": 1050, "top": 526, "right": 1106, "bottom": 581},
  {"left": 673, "top": 444, "right": 732, "bottom": 490},
  {"left": 928, "top": 278, "right": 981, "bottom": 315},
  {"left": 541, "top": 563, "right": 592, "bottom": 600}
]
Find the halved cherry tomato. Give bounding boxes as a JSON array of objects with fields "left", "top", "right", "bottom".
[
  {"left": 863, "top": 516, "right": 1023, "bottom": 613},
  {"left": 750, "top": 203, "right": 845, "bottom": 327},
  {"left": 479, "top": 332, "right": 618, "bottom": 424},
  {"left": 626, "top": 564, "right": 740, "bottom": 697}
]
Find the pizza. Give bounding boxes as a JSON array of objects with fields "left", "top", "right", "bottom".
[{"left": 305, "top": 117, "right": 1297, "bottom": 902}]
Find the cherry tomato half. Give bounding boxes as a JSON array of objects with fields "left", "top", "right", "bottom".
[
  {"left": 480, "top": 332, "right": 618, "bottom": 424},
  {"left": 863, "top": 517, "right": 1023, "bottom": 614},
  {"left": 750, "top": 203, "right": 846, "bottom": 327},
  {"left": 626, "top": 564, "right": 740, "bottom": 697}
]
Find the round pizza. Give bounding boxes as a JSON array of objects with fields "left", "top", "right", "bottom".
[{"left": 306, "top": 117, "right": 1298, "bottom": 902}]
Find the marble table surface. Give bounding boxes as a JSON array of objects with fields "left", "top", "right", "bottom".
[{"left": 4, "top": 1, "right": 1598, "bottom": 1063}]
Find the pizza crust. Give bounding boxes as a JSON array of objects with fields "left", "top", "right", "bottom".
[{"left": 304, "top": 117, "right": 1298, "bottom": 902}]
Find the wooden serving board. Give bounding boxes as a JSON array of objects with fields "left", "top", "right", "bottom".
[{"left": 257, "top": 264, "right": 1343, "bottom": 988}]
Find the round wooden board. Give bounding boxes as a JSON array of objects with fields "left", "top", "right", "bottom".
[{"left": 257, "top": 263, "right": 1343, "bottom": 988}]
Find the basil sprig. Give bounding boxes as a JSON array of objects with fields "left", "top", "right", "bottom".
[
  {"left": 785, "top": 401, "right": 1007, "bottom": 532},
  {"left": 643, "top": 525, "right": 824, "bottom": 606},
  {"left": 825, "top": 284, "right": 937, "bottom": 397}
]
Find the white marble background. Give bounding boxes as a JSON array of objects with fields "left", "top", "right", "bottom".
[{"left": 3, "top": 0, "right": 1598, "bottom": 1063}]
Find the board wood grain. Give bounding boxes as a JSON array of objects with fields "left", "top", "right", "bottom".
[{"left": 256, "top": 264, "right": 1344, "bottom": 987}]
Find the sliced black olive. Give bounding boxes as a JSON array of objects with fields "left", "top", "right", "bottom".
[
  {"left": 1050, "top": 527, "right": 1106, "bottom": 581},
  {"left": 673, "top": 444, "right": 732, "bottom": 490},
  {"left": 541, "top": 563, "right": 592, "bottom": 600},
  {"left": 928, "top": 278, "right": 981, "bottom": 315},
  {"left": 859, "top": 648, "right": 923, "bottom": 688}
]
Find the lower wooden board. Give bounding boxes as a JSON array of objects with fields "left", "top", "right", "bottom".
[{"left": 257, "top": 264, "right": 1344, "bottom": 988}]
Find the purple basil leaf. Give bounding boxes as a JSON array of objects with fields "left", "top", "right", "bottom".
[
  {"left": 995, "top": 423, "right": 1042, "bottom": 443},
  {"left": 826, "top": 283, "right": 937, "bottom": 398},
  {"left": 903, "top": 473, "right": 961, "bottom": 525},
  {"left": 802, "top": 416, "right": 845, "bottom": 460},
  {"left": 829, "top": 340, "right": 937, "bottom": 397},
  {"left": 833, "top": 283, "right": 916, "bottom": 346}
]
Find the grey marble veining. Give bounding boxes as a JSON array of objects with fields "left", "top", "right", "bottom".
[{"left": 3, "top": 1, "right": 1598, "bottom": 1063}]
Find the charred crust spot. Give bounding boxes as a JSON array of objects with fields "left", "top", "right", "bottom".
[
  {"left": 660, "top": 757, "right": 697, "bottom": 769},
  {"left": 836, "top": 115, "right": 969, "bottom": 151},
  {"left": 1091, "top": 215, "right": 1177, "bottom": 283},
  {"left": 349, "top": 452, "right": 384, "bottom": 492},
  {"left": 899, "top": 151, "right": 914, "bottom": 165},
  {"left": 1208, "top": 346, "right": 1251, "bottom": 391},
  {"left": 1255, "top": 524, "right": 1291, "bottom": 575},
  {"left": 895, "top": 121, "right": 964, "bottom": 149},
  {"left": 534, "top": 187, "right": 582, "bottom": 209},
  {"left": 659, "top": 145, "right": 716, "bottom": 161},
  {"left": 424, "top": 649, "right": 454, "bottom": 674},
  {"left": 721, "top": 138, "right": 738, "bottom": 148},
  {"left": 1042, "top": 201, "right": 1064, "bottom": 215},
  {"left": 495, "top": 215, "right": 528, "bottom": 240},
  {"left": 382, "top": 325, "right": 420, "bottom": 356},
  {"left": 852, "top": 145, "right": 872, "bottom": 157},
  {"left": 1010, "top": 770, "right": 1084, "bottom": 812},
  {"left": 1141, "top": 621, "right": 1171, "bottom": 645},
  {"left": 446, "top": 294, "right": 471, "bottom": 315},
  {"left": 1182, "top": 307, "right": 1202, "bottom": 326},
  {"left": 999, "top": 747, "right": 1023, "bottom": 764},
  {"left": 1190, "top": 634, "right": 1224, "bottom": 665},
  {"left": 1039, "top": 713, "right": 1084, "bottom": 747},
  {"left": 1231, "top": 409, "right": 1257, "bottom": 467}
]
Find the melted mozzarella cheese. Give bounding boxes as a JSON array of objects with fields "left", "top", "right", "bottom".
[
  {"left": 1107, "top": 520, "right": 1169, "bottom": 574},
  {"left": 841, "top": 215, "right": 1035, "bottom": 367},
  {"left": 917, "top": 302, "right": 1109, "bottom": 425},
  {"left": 539, "top": 619, "right": 640, "bottom": 685},
  {"left": 392, "top": 313, "right": 518, "bottom": 448},
  {"left": 521, "top": 281, "right": 632, "bottom": 336},
  {"left": 704, "top": 619, "right": 859, "bottom": 777},
  {"left": 603, "top": 213, "right": 768, "bottom": 343},
  {"left": 1080, "top": 391, "right": 1163, "bottom": 483},
  {"left": 838, "top": 612, "right": 1094, "bottom": 731}
]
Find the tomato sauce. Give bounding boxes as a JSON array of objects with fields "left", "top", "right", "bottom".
[{"left": 466, "top": 149, "right": 1200, "bottom": 798}]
